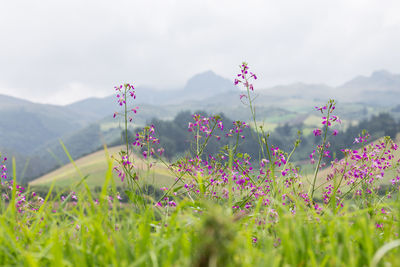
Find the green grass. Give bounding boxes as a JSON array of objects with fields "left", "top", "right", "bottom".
[{"left": 1, "top": 184, "right": 400, "bottom": 266}]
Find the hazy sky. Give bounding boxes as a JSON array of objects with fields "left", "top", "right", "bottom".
[{"left": 1, "top": 0, "right": 400, "bottom": 105}]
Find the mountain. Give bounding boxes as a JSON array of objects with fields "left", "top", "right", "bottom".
[
  {"left": 341, "top": 70, "right": 400, "bottom": 92},
  {"left": 183, "top": 70, "right": 237, "bottom": 96},
  {"left": 253, "top": 70, "right": 400, "bottom": 106},
  {"left": 66, "top": 70, "right": 238, "bottom": 119},
  {"left": 335, "top": 70, "right": 400, "bottom": 105}
]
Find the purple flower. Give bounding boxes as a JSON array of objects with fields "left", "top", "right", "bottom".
[
  {"left": 313, "top": 129, "right": 322, "bottom": 136},
  {"left": 122, "top": 155, "right": 131, "bottom": 166}
]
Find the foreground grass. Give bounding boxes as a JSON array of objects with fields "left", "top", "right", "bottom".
[{"left": 1, "top": 183, "right": 400, "bottom": 266}]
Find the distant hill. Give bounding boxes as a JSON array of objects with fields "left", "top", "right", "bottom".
[
  {"left": 0, "top": 94, "right": 32, "bottom": 108},
  {"left": 0, "top": 94, "right": 94, "bottom": 154},
  {"left": 66, "top": 96, "right": 116, "bottom": 120}
]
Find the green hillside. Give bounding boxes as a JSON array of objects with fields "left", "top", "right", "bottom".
[{"left": 29, "top": 146, "right": 175, "bottom": 188}]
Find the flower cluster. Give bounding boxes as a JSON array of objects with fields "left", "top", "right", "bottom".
[
  {"left": 309, "top": 142, "right": 332, "bottom": 167},
  {"left": 172, "top": 153, "right": 249, "bottom": 200},
  {"left": 113, "top": 165, "right": 126, "bottom": 182},
  {"left": 353, "top": 133, "right": 370, "bottom": 144},
  {"left": 114, "top": 83, "right": 136, "bottom": 106},
  {"left": 112, "top": 151, "right": 135, "bottom": 182},
  {"left": 188, "top": 114, "right": 224, "bottom": 141},
  {"left": 271, "top": 146, "right": 287, "bottom": 167},
  {"left": 133, "top": 125, "right": 163, "bottom": 160},
  {"left": 322, "top": 135, "right": 400, "bottom": 205},
  {"left": 309, "top": 101, "right": 340, "bottom": 170},
  {"left": 167, "top": 141, "right": 302, "bottom": 213},
  {"left": 113, "top": 83, "right": 138, "bottom": 122},
  {"left": 1, "top": 156, "right": 7, "bottom": 180},
  {"left": 313, "top": 101, "right": 341, "bottom": 137},
  {"left": 0, "top": 157, "right": 44, "bottom": 214},
  {"left": 225, "top": 121, "right": 249, "bottom": 139},
  {"left": 234, "top": 62, "right": 257, "bottom": 92}
]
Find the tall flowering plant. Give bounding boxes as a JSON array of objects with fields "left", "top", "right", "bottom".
[
  {"left": 112, "top": 83, "right": 165, "bottom": 207},
  {"left": 235, "top": 63, "right": 266, "bottom": 159},
  {"left": 114, "top": 63, "right": 400, "bottom": 225},
  {"left": 232, "top": 63, "right": 304, "bottom": 212},
  {"left": 309, "top": 99, "right": 341, "bottom": 200},
  {"left": 112, "top": 83, "right": 143, "bottom": 204}
]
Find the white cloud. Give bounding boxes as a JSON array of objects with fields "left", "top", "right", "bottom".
[{"left": 1, "top": 0, "right": 400, "bottom": 104}]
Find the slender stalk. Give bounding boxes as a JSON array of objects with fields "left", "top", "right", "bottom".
[
  {"left": 233, "top": 131, "right": 240, "bottom": 155},
  {"left": 197, "top": 121, "right": 218, "bottom": 157},
  {"left": 246, "top": 79, "right": 266, "bottom": 159},
  {"left": 124, "top": 86, "right": 129, "bottom": 157},
  {"left": 310, "top": 102, "right": 333, "bottom": 200},
  {"left": 196, "top": 124, "right": 200, "bottom": 156}
]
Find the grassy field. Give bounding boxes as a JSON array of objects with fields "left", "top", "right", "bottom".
[
  {"left": 2, "top": 129, "right": 400, "bottom": 266},
  {"left": 2, "top": 173, "right": 400, "bottom": 266},
  {"left": 29, "top": 145, "right": 175, "bottom": 189}
]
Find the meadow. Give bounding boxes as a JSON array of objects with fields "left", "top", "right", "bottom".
[{"left": 1, "top": 63, "right": 400, "bottom": 266}]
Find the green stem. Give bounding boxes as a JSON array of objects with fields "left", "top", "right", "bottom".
[
  {"left": 197, "top": 121, "right": 218, "bottom": 157},
  {"left": 310, "top": 102, "right": 333, "bottom": 200},
  {"left": 123, "top": 85, "right": 134, "bottom": 193},
  {"left": 246, "top": 78, "right": 266, "bottom": 159},
  {"left": 196, "top": 124, "right": 199, "bottom": 156}
]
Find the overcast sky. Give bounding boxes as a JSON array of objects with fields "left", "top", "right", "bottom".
[{"left": 1, "top": 0, "right": 400, "bottom": 105}]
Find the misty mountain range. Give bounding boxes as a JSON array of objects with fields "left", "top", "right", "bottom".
[{"left": 1, "top": 69, "right": 400, "bottom": 181}]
